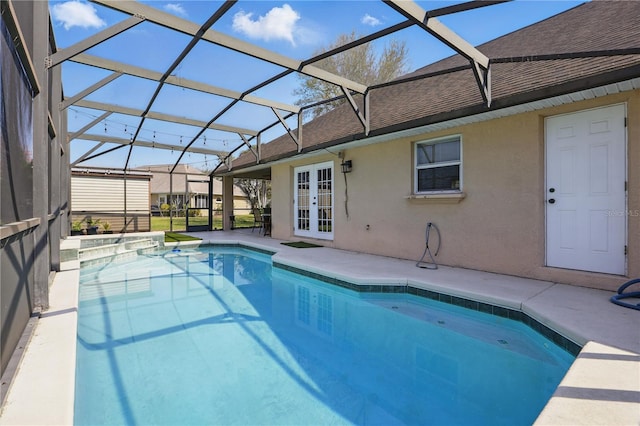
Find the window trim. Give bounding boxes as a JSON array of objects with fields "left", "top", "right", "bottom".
[{"left": 414, "top": 135, "right": 463, "bottom": 194}]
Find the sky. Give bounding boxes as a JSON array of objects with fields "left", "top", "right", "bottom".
[{"left": 49, "top": 0, "right": 584, "bottom": 171}]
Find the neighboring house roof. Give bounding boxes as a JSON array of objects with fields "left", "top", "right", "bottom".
[
  {"left": 141, "top": 164, "right": 208, "bottom": 194},
  {"left": 224, "top": 1, "right": 640, "bottom": 172},
  {"left": 139, "top": 164, "right": 246, "bottom": 197},
  {"left": 71, "top": 167, "right": 151, "bottom": 180}
]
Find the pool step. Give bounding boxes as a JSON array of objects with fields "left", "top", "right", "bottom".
[
  {"left": 124, "top": 239, "right": 159, "bottom": 251},
  {"left": 78, "top": 239, "right": 159, "bottom": 262},
  {"left": 79, "top": 275, "right": 152, "bottom": 302},
  {"left": 60, "top": 238, "right": 160, "bottom": 270}
]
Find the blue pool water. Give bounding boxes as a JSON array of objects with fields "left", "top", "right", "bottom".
[{"left": 75, "top": 246, "right": 574, "bottom": 425}]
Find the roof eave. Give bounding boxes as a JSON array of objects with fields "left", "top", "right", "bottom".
[
  {"left": 374, "top": 63, "right": 640, "bottom": 136},
  {"left": 214, "top": 63, "right": 640, "bottom": 177}
]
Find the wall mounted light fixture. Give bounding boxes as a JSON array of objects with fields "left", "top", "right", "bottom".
[{"left": 341, "top": 160, "right": 352, "bottom": 173}]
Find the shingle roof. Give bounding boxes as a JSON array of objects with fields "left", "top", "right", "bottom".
[
  {"left": 225, "top": 1, "right": 640, "bottom": 171},
  {"left": 144, "top": 164, "right": 211, "bottom": 194},
  {"left": 407, "top": 1, "right": 640, "bottom": 76},
  {"left": 140, "top": 164, "right": 245, "bottom": 196}
]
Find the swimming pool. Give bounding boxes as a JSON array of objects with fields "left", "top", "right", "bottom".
[{"left": 75, "top": 245, "right": 575, "bottom": 425}]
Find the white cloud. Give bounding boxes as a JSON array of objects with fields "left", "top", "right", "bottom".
[
  {"left": 164, "top": 3, "right": 187, "bottom": 17},
  {"left": 232, "top": 4, "right": 300, "bottom": 46},
  {"left": 51, "top": 1, "right": 106, "bottom": 30},
  {"left": 361, "top": 14, "right": 382, "bottom": 27}
]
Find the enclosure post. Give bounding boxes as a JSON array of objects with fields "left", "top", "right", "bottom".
[
  {"left": 123, "top": 169, "right": 127, "bottom": 232},
  {"left": 184, "top": 172, "right": 188, "bottom": 223},
  {"left": 60, "top": 101, "right": 70, "bottom": 238},
  {"left": 31, "top": 0, "right": 51, "bottom": 309},
  {"left": 208, "top": 176, "right": 213, "bottom": 231},
  {"left": 49, "top": 60, "right": 63, "bottom": 271},
  {"left": 169, "top": 172, "right": 173, "bottom": 232},
  {"left": 222, "top": 176, "right": 234, "bottom": 230}
]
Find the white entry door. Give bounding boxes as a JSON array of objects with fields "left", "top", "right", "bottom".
[
  {"left": 294, "top": 162, "right": 334, "bottom": 240},
  {"left": 545, "top": 104, "right": 626, "bottom": 274}
]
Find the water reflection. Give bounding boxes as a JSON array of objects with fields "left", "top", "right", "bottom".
[{"left": 76, "top": 247, "right": 574, "bottom": 426}]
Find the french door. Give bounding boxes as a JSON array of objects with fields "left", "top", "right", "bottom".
[{"left": 294, "top": 162, "right": 334, "bottom": 240}]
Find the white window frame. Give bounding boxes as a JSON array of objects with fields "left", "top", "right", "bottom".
[
  {"left": 414, "top": 135, "right": 463, "bottom": 194},
  {"left": 194, "top": 194, "right": 208, "bottom": 208}
]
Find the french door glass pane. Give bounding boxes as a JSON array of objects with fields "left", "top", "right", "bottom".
[
  {"left": 317, "top": 167, "right": 332, "bottom": 233},
  {"left": 297, "top": 171, "right": 310, "bottom": 231}
]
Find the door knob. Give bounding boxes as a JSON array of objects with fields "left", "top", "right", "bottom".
[{"left": 548, "top": 199, "right": 555, "bottom": 204}]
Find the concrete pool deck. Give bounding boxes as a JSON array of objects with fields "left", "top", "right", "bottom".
[{"left": 1, "top": 231, "right": 638, "bottom": 425}]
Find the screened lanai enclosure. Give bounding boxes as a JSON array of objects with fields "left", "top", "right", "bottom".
[
  {"left": 0, "top": 0, "right": 508, "bottom": 382},
  {"left": 8, "top": 0, "right": 640, "bottom": 389},
  {"left": 0, "top": 0, "right": 481, "bottom": 375},
  {"left": 55, "top": 0, "right": 502, "bottom": 233}
]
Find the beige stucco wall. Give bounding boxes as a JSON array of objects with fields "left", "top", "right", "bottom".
[{"left": 271, "top": 91, "right": 640, "bottom": 291}]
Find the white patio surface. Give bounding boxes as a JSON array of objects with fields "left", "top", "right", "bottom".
[{"left": 1, "top": 230, "right": 638, "bottom": 425}]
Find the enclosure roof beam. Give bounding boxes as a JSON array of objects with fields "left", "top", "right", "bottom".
[
  {"left": 60, "top": 72, "right": 123, "bottom": 111},
  {"left": 341, "top": 87, "right": 369, "bottom": 136},
  {"left": 426, "top": 1, "right": 510, "bottom": 18},
  {"left": 384, "top": 0, "right": 489, "bottom": 68},
  {"left": 71, "top": 54, "right": 300, "bottom": 114},
  {"left": 271, "top": 108, "right": 300, "bottom": 152},
  {"left": 76, "top": 134, "right": 227, "bottom": 157},
  {"left": 68, "top": 110, "right": 112, "bottom": 142},
  {"left": 71, "top": 142, "right": 106, "bottom": 166},
  {"left": 239, "top": 133, "right": 259, "bottom": 163},
  {"left": 384, "top": 0, "right": 492, "bottom": 105},
  {"left": 301, "top": 19, "right": 414, "bottom": 66},
  {"left": 124, "top": 1, "right": 237, "bottom": 170},
  {"left": 92, "top": 0, "right": 368, "bottom": 94},
  {"left": 170, "top": 101, "right": 241, "bottom": 174},
  {"left": 74, "top": 99, "right": 258, "bottom": 136},
  {"left": 46, "top": 15, "right": 145, "bottom": 68}
]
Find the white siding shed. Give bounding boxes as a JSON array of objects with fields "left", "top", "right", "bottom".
[{"left": 71, "top": 168, "right": 151, "bottom": 233}]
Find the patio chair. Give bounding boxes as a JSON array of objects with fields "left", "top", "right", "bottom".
[
  {"left": 262, "top": 211, "right": 271, "bottom": 236},
  {"left": 252, "top": 208, "right": 264, "bottom": 233}
]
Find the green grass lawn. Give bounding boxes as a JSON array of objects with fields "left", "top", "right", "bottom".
[
  {"left": 151, "top": 214, "right": 256, "bottom": 231},
  {"left": 164, "top": 232, "right": 202, "bottom": 243}
]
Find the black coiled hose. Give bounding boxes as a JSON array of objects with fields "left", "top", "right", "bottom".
[{"left": 416, "top": 222, "right": 441, "bottom": 270}]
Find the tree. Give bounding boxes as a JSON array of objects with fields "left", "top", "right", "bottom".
[
  {"left": 293, "top": 32, "right": 409, "bottom": 118},
  {"left": 235, "top": 178, "right": 270, "bottom": 210}
]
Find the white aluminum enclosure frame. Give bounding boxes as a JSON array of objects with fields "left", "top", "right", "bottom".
[{"left": 49, "top": 0, "right": 501, "bottom": 174}]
